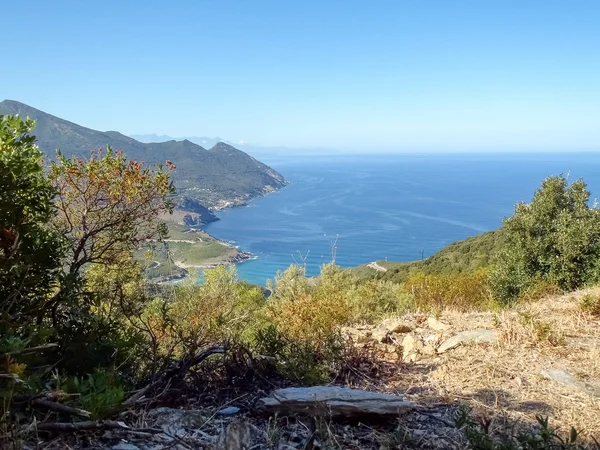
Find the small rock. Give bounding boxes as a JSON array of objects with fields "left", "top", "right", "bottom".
[
  {"left": 217, "top": 406, "right": 241, "bottom": 416},
  {"left": 402, "top": 334, "right": 424, "bottom": 355},
  {"left": 405, "top": 353, "right": 420, "bottom": 362},
  {"left": 437, "top": 329, "right": 498, "bottom": 353},
  {"left": 422, "top": 344, "right": 437, "bottom": 356},
  {"left": 427, "top": 317, "right": 451, "bottom": 331},
  {"left": 112, "top": 444, "right": 141, "bottom": 450},
  {"left": 541, "top": 368, "right": 600, "bottom": 398},
  {"left": 257, "top": 386, "right": 414, "bottom": 418},
  {"left": 380, "top": 318, "right": 414, "bottom": 334},
  {"left": 371, "top": 328, "right": 392, "bottom": 344}
]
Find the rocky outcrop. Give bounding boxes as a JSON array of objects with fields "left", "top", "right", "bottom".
[{"left": 257, "top": 386, "right": 415, "bottom": 418}]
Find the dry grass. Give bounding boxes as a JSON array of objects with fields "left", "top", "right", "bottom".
[{"left": 370, "top": 286, "right": 600, "bottom": 440}]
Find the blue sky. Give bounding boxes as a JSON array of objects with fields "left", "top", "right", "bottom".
[{"left": 2, "top": 0, "right": 599, "bottom": 151}]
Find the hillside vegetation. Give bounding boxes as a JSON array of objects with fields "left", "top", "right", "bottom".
[
  {"left": 2, "top": 115, "right": 600, "bottom": 448},
  {"left": 353, "top": 230, "right": 503, "bottom": 283}
]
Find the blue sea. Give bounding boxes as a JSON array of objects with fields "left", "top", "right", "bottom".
[{"left": 202, "top": 153, "right": 600, "bottom": 286}]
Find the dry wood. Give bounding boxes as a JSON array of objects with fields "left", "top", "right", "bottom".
[
  {"left": 34, "top": 420, "right": 163, "bottom": 434},
  {"left": 29, "top": 398, "right": 91, "bottom": 418}
]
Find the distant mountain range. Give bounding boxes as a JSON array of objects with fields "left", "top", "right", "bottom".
[
  {"left": 0, "top": 100, "right": 287, "bottom": 217},
  {"left": 130, "top": 134, "right": 230, "bottom": 150}
]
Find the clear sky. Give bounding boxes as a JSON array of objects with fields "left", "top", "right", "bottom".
[{"left": 2, "top": 0, "right": 599, "bottom": 152}]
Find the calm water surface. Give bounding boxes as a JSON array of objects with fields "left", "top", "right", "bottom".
[{"left": 202, "top": 153, "right": 600, "bottom": 285}]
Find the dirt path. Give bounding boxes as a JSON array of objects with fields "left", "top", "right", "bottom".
[{"left": 367, "top": 261, "right": 388, "bottom": 272}]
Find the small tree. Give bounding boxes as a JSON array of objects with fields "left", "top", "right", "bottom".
[
  {"left": 45, "top": 148, "right": 176, "bottom": 371},
  {"left": 491, "top": 175, "right": 600, "bottom": 303}
]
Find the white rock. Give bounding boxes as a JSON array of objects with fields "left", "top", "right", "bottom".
[{"left": 437, "top": 329, "right": 498, "bottom": 353}]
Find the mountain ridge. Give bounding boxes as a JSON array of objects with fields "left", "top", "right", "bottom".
[{"left": 0, "top": 100, "right": 287, "bottom": 213}]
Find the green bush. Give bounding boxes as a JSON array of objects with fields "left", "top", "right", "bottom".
[{"left": 492, "top": 176, "right": 600, "bottom": 304}]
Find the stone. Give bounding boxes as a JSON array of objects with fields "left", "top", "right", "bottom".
[
  {"left": 437, "top": 329, "right": 498, "bottom": 353},
  {"left": 541, "top": 368, "right": 600, "bottom": 398},
  {"left": 217, "top": 406, "right": 241, "bottom": 416},
  {"left": 112, "top": 444, "right": 141, "bottom": 450},
  {"left": 422, "top": 344, "right": 437, "bottom": 356},
  {"left": 257, "top": 386, "right": 415, "bottom": 418},
  {"left": 380, "top": 318, "right": 414, "bottom": 334},
  {"left": 371, "top": 328, "right": 391, "bottom": 344},
  {"left": 402, "top": 334, "right": 423, "bottom": 356},
  {"left": 427, "top": 317, "right": 451, "bottom": 331},
  {"left": 215, "top": 419, "right": 253, "bottom": 450}
]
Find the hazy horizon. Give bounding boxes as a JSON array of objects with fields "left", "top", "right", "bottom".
[{"left": 1, "top": 1, "right": 599, "bottom": 152}]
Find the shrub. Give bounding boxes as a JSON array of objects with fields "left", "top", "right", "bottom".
[
  {"left": 492, "top": 175, "right": 600, "bottom": 304},
  {"left": 404, "top": 269, "right": 493, "bottom": 311}
]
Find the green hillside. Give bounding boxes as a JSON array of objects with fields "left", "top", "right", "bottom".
[
  {"left": 353, "top": 230, "right": 503, "bottom": 283},
  {"left": 0, "top": 100, "right": 287, "bottom": 210}
]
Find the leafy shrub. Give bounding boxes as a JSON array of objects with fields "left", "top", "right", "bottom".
[
  {"left": 492, "top": 176, "right": 600, "bottom": 304},
  {"left": 138, "top": 266, "right": 265, "bottom": 372},
  {"left": 404, "top": 269, "right": 493, "bottom": 311},
  {"left": 64, "top": 369, "right": 126, "bottom": 419}
]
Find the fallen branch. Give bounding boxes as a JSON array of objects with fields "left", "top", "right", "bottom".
[
  {"left": 30, "top": 398, "right": 91, "bottom": 418},
  {"left": 34, "top": 420, "right": 163, "bottom": 434},
  {"left": 123, "top": 345, "right": 227, "bottom": 406},
  {"left": 1, "top": 343, "right": 59, "bottom": 358}
]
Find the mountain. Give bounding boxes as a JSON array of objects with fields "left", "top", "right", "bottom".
[
  {"left": 0, "top": 100, "right": 287, "bottom": 211},
  {"left": 130, "top": 134, "right": 228, "bottom": 150}
]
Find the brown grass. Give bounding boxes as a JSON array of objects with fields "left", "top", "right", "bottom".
[{"left": 339, "top": 287, "right": 600, "bottom": 445}]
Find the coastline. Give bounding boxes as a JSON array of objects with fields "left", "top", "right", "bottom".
[{"left": 148, "top": 182, "right": 287, "bottom": 284}]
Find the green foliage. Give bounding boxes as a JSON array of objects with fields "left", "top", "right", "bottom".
[
  {"left": 257, "top": 263, "right": 413, "bottom": 382},
  {"left": 354, "top": 231, "right": 501, "bottom": 284},
  {"left": 455, "top": 404, "right": 598, "bottom": 449},
  {"left": 0, "top": 115, "right": 64, "bottom": 335},
  {"left": 491, "top": 176, "right": 600, "bottom": 304},
  {"left": 65, "top": 369, "right": 126, "bottom": 419}
]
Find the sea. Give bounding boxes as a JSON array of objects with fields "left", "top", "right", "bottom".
[{"left": 202, "top": 152, "right": 600, "bottom": 286}]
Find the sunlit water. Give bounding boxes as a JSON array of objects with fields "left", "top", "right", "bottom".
[{"left": 201, "top": 152, "right": 600, "bottom": 286}]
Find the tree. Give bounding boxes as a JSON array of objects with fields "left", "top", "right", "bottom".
[
  {"left": 35, "top": 148, "right": 177, "bottom": 372},
  {"left": 0, "top": 115, "right": 63, "bottom": 335},
  {"left": 491, "top": 175, "right": 600, "bottom": 303}
]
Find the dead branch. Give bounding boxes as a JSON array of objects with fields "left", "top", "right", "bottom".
[
  {"left": 33, "top": 420, "right": 163, "bottom": 434},
  {"left": 123, "top": 345, "right": 227, "bottom": 405},
  {"left": 1, "top": 343, "right": 59, "bottom": 358},
  {"left": 29, "top": 398, "right": 91, "bottom": 418}
]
